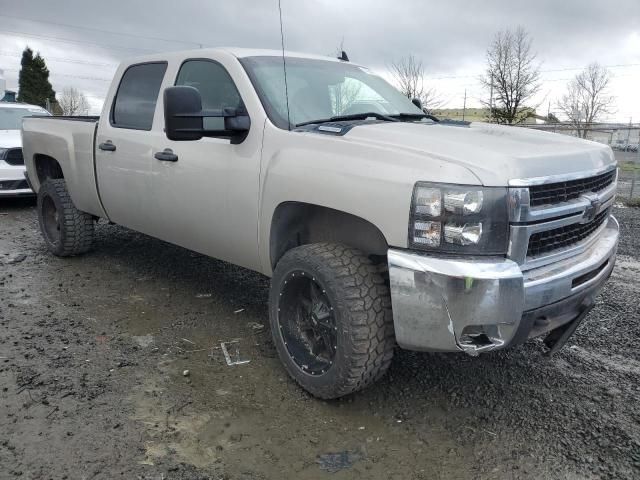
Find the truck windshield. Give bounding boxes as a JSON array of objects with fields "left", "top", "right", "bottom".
[
  {"left": 240, "top": 56, "right": 424, "bottom": 129},
  {"left": 0, "top": 107, "right": 48, "bottom": 130}
]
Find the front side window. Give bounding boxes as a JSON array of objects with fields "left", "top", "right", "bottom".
[
  {"left": 175, "top": 60, "right": 243, "bottom": 131},
  {"left": 240, "top": 56, "right": 423, "bottom": 129},
  {"left": 112, "top": 62, "right": 167, "bottom": 130}
]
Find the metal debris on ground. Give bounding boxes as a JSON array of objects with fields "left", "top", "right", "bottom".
[
  {"left": 7, "top": 254, "right": 27, "bottom": 264},
  {"left": 195, "top": 293, "right": 212, "bottom": 298},
  {"left": 182, "top": 369, "right": 190, "bottom": 377},
  {"left": 316, "top": 450, "right": 363, "bottom": 473},
  {"left": 234, "top": 308, "right": 245, "bottom": 314},
  {"left": 247, "top": 322, "right": 264, "bottom": 331},
  {"left": 220, "top": 340, "right": 250, "bottom": 366}
]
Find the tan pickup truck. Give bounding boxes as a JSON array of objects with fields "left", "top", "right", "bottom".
[{"left": 22, "top": 48, "right": 619, "bottom": 399}]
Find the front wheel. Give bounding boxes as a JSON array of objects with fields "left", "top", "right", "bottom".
[
  {"left": 269, "top": 243, "right": 395, "bottom": 399},
  {"left": 37, "top": 179, "right": 94, "bottom": 257}
]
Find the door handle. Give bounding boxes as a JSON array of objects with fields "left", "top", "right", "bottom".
[
  {"left": 154, "top": 148, "right": 178, "bottom": 162},
  {"left": 98, "top": 141, "right": 116, "bottom": 152}
]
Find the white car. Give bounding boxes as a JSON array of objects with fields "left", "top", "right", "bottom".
[{"left": 0, "top": 102, "right": 49, "bottom": 196}]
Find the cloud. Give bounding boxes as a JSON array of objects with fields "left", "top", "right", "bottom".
[{"left": 0, "top": 0, "right": 638, "bottom": 117}]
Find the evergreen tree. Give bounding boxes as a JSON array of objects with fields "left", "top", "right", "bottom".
[{"left": 17, "top": 47, "right": 56, "bottom": 108}]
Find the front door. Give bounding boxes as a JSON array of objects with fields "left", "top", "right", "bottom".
[{"left": 148, "top": 58, "right": 263, "bottom": 271}]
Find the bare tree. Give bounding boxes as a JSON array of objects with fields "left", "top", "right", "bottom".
[
  {"left": 390, "top": 55, "right": 424, "bottom": 100},
  {"left": 421, "top": 87, "right": 445, "bottom": 115},
  {"left": 480, "top": 27, "right": 541, "bottom": 124},
  {"left": 57, "top": 87, "right": 89, "bottom": 116},
  {"left": 389, "top": 55, "right": 444, "bottom": 113},
  {"left": 557, "top": 63, "right": 615, "bottom": 138}
]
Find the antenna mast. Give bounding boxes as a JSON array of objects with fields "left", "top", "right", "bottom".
[{"left": 278, "top": 0, "right": 291, "bottom": 130}]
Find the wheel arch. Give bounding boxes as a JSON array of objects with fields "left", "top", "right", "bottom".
[
  {"left": 34, "top": 154, "right": 65, "bottom": 187},
  {"left": 269, "top": 202, "right": 389, "bottom": 271}
]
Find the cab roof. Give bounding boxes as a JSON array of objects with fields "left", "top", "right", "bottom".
[{"left": 121, "top": 47, "right": 363, "bottom": 67}]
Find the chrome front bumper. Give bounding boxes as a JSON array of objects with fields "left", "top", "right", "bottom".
[{"left": 388, "top": 216, "right": 619, "bottom": 355}]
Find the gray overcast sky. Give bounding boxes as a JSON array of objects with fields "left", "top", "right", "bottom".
[{"left": 1, "top": 0, "right": 639, "bottom": 118}]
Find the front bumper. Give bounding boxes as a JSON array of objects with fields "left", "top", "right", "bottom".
[
  {"left": 388, "top": 216, "right": 619, "bottom": 355},
  {"left": 0, "top": 166, "right": 33, "bottom": 197}
]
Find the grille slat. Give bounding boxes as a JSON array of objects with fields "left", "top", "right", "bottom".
[
  {"left": 529, "top": 170, "right": 615, "bottom": 207},
  {"left": 527, "top": 208, "right": 610, "bottom": 258},
  {"left": 4, "top": 148, "right": 24, "bottom": 166}
]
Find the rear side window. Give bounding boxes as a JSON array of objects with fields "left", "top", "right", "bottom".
[
  {"left": 175, "top": 60, "right": 243, "bottom": 131},
  {"left": 111, "top": 62, "right": 167, "bottom": 130}
]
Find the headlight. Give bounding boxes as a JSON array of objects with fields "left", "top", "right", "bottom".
[{"left": 409, "top": 182, "right": 509, "bottom": 254}]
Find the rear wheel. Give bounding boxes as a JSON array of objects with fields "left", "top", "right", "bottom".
[
  {"left": 269, "top": 243, "right": 395, "bottom": 399},
  {"left": 37, "top": 179, "right": 94, "bottom": 256}
]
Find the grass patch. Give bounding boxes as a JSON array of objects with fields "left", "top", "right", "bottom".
[
  {"left": 619, "top": 161, "right": 640, "bottom": 173},
  {"left": 618, "top": 197, "right": 640, "bottom": 207}
]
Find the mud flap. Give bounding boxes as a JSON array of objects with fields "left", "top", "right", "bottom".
[{"left": 543, "top": 300, "right": 595, "bottom": 356}]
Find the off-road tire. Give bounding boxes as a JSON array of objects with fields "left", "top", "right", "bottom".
[
  {"left": 37, "top": 179, "right": 94, "bottom": 257},
  {"left": 269, "top": 243, "right": 395, "bottom": 399}
]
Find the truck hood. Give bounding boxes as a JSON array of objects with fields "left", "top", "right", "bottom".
[
  {"left": 344, "top": 121, "right": 615, "bottom": 186},
  {"left": 0, "top": 130, "right": 22, "bottom": 149}
]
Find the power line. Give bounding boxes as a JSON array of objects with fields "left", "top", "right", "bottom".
[
  {"left": 424, "top": 63, "right": 640, "bottom": 81},
  {"left": 0, "top": 29, "right": 157, "bottom": 53},
  {"left": 0, "top": 51, "right": 117, "bottom": 68},
  {"left": 1, "top": 67, "right": 111, "bottom": 82},
  {"left": 0, "top": 13, "right": 206, "bottom": 48}
]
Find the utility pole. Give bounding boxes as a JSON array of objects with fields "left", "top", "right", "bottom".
[
  {"left": 462, "top": 89, "right": 467, "bottom": 121},
  {"left": 489, "top": 73, "right": 493, "bottom": 112},
  {"left": 547, "top": 101, "right": 551, "bottom": 121},
  {"left": 625, "top": 117, "right": 632, "bottom": 151}
]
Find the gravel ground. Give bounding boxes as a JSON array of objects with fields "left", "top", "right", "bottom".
[{"left": 1, "top": 198, "right": 639, "bottom": 479}]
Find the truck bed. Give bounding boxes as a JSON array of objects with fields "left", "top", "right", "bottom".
[{"left": 22, "top": 116, "right": 106, "bottom": 218}]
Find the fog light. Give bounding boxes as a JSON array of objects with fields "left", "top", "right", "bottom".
[
  {"left": 413, "top": 221, "right": 441, "bottom": 247},
  {"left": 443, "top": 223, "right": 482, "bottom": 245},
  {"left": 444, "top": 191, "right": 483, "bottom": 215}
]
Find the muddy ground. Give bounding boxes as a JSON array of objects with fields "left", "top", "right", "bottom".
[{"left": 1, "top": 198, "right": 639, "bottom": 480}]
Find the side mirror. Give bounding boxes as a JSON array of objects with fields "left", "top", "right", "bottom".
[
  {"left": 164, "top": 86, "right": 251, "bottom": 142},
  {"left": 411, "top": 98, "right": 423, "bottom": 110},
  {"left": 164, "top": 86, "right": 204, "bottom": 141}
]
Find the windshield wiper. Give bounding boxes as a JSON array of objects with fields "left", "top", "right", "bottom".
[
  {"left": 389, "top": 113, "right": 439, "bottom": 122},
  {"left": 295, "top": 112, "right": 399, "bottom": 128}
]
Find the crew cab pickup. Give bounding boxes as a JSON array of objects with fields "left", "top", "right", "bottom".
[{"left": 22, "top": 48, "right": 619, "bottom": 399}]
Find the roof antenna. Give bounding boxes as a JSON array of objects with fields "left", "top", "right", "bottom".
[
  {"left": 338, "top": 50, "right": 349, "bottom": 62},
  {"left": 278, "top": 0, "right": 291, "bottom": 130}
]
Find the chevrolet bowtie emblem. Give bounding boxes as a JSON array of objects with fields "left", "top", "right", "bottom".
[{"left": 580, "top": 193, "right": 601, "bottom": 223}]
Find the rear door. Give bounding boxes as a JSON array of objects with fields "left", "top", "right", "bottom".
[{"left": 95, "top": 62, "right": 167, "bottom": 233}]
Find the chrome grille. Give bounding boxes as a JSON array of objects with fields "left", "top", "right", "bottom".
[
  {"left": 508, "top": 166, "right": 617, "bottom": 268},
  {"left": 4, "top": 148, "right": 24, "bottom": 166},
  {"left": 526, "top": 208, "right": 610, "bottom": 258},
  {"left": 529, "top": 169, "right": 615, "bottom": 207}
]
